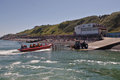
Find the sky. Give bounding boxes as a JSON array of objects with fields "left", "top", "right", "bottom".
[{"left": 0, "top": 0, "right": 120, "bottom": 37}]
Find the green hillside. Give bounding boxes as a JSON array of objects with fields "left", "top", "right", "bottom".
[{"left": 18, "top": 11, "right": 120, "bottom": 36}]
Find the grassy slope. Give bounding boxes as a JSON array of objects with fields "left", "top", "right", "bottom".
[{"left": 18, "top": 11, "right": 120, "bottom": 36}]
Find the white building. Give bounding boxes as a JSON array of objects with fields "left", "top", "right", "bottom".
[{"left": 74, "top": 23, "right": 107, "bottom": 36}]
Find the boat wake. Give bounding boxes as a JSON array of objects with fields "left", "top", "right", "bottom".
[
  {"left": 33, "top": 48, "right": 52, "bottom": 52},
  {"left": 0, "top": 49, "right": 22, "bottom": 55},
  {"left": 0, "top": 48, "right": 52, "bottom": 55}
]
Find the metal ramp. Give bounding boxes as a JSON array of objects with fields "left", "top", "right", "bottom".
[{"left": 88, "top": 37, "right": 120, "bottom": 50}]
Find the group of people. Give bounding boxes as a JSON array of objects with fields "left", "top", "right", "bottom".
[
  {"left": 29, "top": 43, "right": 42, "bottom": 48},
  {"left": 21, "top": 43, "right": 43, "bottom": 49}
]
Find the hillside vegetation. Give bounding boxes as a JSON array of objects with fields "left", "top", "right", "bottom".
[{"left": 17, "top": 11, "right": 120, "bottom": 36}]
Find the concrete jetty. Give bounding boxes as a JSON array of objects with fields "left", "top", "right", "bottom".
[{"left": 88, "top": 37, "right": 120, "bottom": 50}]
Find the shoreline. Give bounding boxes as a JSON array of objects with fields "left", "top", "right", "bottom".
[{"left": 1, "top": 38, "right": 120, "bottom": 51}]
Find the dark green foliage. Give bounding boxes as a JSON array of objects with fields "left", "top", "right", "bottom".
[
  {"left": 77, "top": 19, "right": 85, "bottom": 25},
  {"left": 31, "top": 28, "right": 42, "bottom": 34},
  {"left": 101, "top": 11, "right": 120, "bottom": 32},
  {"left": 58, "top": 22, "right": 69, "bottom": 30}
]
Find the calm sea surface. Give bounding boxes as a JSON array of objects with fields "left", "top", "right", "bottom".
[{"left": 0, "top": 40, "right": 120, "bottom": 80}]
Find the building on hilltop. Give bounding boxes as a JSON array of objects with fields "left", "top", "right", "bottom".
[{"left": 74, "top": 23, "right": 107, "bottom": 40}]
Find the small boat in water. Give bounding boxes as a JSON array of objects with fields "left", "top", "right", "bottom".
[{"left": 18, "top": 44, "right": 52, "bottom": 52}]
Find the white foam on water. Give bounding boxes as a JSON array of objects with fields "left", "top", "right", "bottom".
[
  {"left": 29, "top": 60, "right": 40, "bottom": 64},
  {"left": 42, "top": 60, "right": 58, "bottom": 63},
  {"left": 20, "top": 64, "right": 85, "bottom": 76},
  {"left": 74, "top": 59, "right": 120, "bottom": 65},
  {"left": 69, "top": 63, "right": 76, "bottom": 65},
  {"left": 33, "top": 48, "right": 52, "bottom": 52},
  {"left": 42, "top": 76, "right": 51, "bottom": 80},
  {"left": 22, "top": 65, "right": 47, "bottom": 69},
  {"left": 41, "top": 57, "right": 46, "bottom": 59},
  {"left": 3, "top": 72, "right": 24, "bottom": 78},
  {"left": 4, "top": 72, "right": 13, "bottom": 76},
  {"left": 66, "top": 68, "right": 73, "bottom": 71},
  {"left": 24, "top": 65, "right": 62, "bottom": 72},
  {"left": 66, "top": 68, "right": 85, "bottom": 74},
  {"left": 0, "top": 49, "right": 26, "bottom": 55},
  {"left": 0, "top": 48, "right": 51, "bottom": 56},
  {"left": 20, "top": 64, "right": 55, "bottom": 70},
  {"left": 12, "top": 61, "right": 21, "bottom": 65},
  {"left": 4, "top": 72, "right": 19, "bottom": 76}
]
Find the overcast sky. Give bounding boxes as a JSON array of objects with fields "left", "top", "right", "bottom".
[{"left": 0, "top": 0, "right": 120, "bottom": 37}]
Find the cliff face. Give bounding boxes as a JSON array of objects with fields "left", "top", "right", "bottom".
[{"left": 1, "top": 11, "right": 120, "bottom": 39}]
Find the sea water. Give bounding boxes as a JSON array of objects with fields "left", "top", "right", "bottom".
[{"left": 0, "top": 40, "right": 120, "bottom": 80}]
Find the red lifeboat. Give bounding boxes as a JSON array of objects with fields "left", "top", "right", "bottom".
[{"left": 18, "top": 44, "right": 52, "bottom": 52}]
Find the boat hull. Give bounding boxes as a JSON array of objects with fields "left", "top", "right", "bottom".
[{"left": 18, "top": 44, "right": 52, "bottom": 52}]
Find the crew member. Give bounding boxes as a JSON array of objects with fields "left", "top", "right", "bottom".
[
  {"left": 24, "top": 45, "right": 27, "bottom": 48},
  {"left": 33, "top": 44, "right": 36, "bottom": 47},
  {"left": 37, "top": 43, "right": 40, "bottom": 47},
  {"left": 30, "top": 44, "right": 33, "bottom": 48}
]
